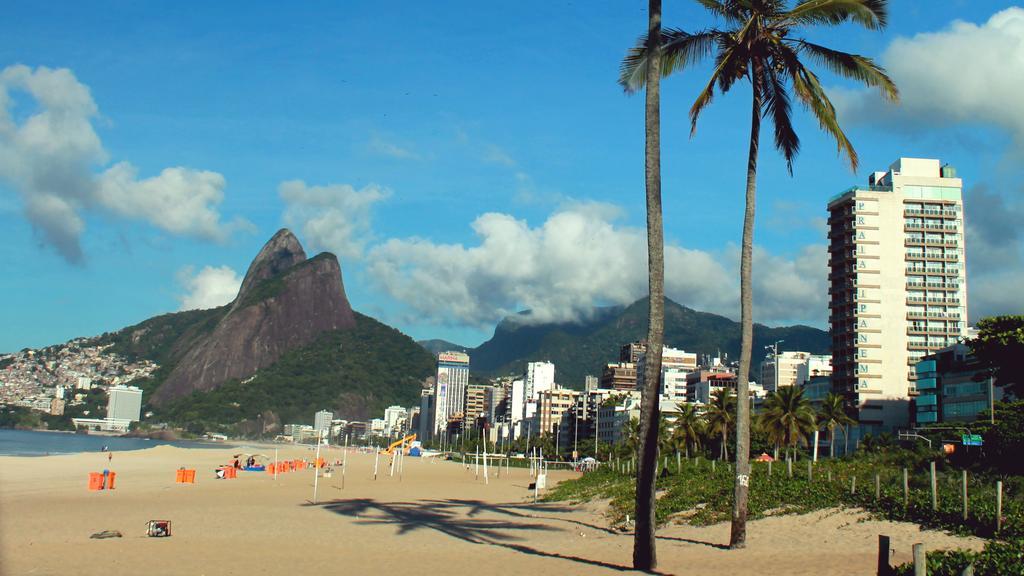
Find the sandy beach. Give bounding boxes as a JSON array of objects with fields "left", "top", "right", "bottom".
[{"left": 0, "top": 444, "right": 983, "bottom": 575}]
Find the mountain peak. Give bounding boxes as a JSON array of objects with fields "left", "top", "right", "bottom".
[
  {"left": 234, "top": 228, "right": 307, "bottom": 305},
  {"left": 151, "top": 228, "right": 356, "bottom": 406}
]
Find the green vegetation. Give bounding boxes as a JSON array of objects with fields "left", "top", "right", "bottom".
[
  {"left": 95, "top": 306, "right": 228, "bottom": 365},
  {"left": 546, "top": 448, "right": 1023, "bottom": 540},
  {"left": 971, "top": 315, "right": 1024, "bottom": 397},
  {"left": 155, "top": 312, "right": 435, "bottom": 433},
  {"left": 893, "top": 539, "right": 1024, "bottom": 576}
]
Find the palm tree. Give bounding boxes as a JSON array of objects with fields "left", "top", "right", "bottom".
[
  {"left": 818, "top": 392, "right": 855, "bottom": 458},
  {"left": 620, "top": 0, "right": 898, "bottom": 548},
  {"left": 673, "top": 402, "right": 704, "bottom": 458},
  {"left": 630, "top": 0, "right": 665, "bottom": 570},
  {"left": 759, "top": 386, "right": 817, "bottom": 461},
  {"left": 705, "top": 388, "right": 737, "bottom": 461}
]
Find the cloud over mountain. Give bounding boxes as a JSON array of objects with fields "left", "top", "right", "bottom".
[
  {"left": 176, "top": 265, "right": 243, "bottom": 311},
  {"left": 366, "top": 204, "right": 826, "bottom": 329},
  {"left": 0, "top": 64, "right": 249, "bottom": 263},
  {"left": 280, "top": 180, "right": 389, "bottom": 261}
]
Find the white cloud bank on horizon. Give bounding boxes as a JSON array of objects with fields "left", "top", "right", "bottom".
[
  {"left": 280, "top": 180, "right": 389, "bottom": 261},
  {"left": 176, "top": 265, "right": 242, "bottom": 311},
  {"left": 0, "top": 64, "right": 251, "bottom": 264},
  {"left": 364, "top": 204, "right": 828, "bottom": 329},
  {"left": 834, "top": 7, "right": 1024, "bottom": 152}
]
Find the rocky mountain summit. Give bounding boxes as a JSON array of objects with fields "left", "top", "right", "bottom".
[{"left": 150, "top": 229, "right": 356, "bottom": 405}]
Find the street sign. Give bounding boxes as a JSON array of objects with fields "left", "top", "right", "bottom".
[{"left": 961, "top": 434, "right": 983, "bottom": 446}]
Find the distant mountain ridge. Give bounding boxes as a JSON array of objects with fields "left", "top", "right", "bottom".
[
  {"left": 417, "top": 339, "right": 469, "bottom": 356},
  {"left": 464, "top": 297, "right": 830, "bottom": 386}
]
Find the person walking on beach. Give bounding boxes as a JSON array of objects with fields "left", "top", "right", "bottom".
[{"left": 107, "top": 451, "right": 112, "bottom": 464}]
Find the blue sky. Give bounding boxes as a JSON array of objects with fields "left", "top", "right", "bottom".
[{"left": 2, "top": 1, "right": 1023, "bottom": 353}]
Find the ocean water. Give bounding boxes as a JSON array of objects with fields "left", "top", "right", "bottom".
[{"left": 0, "top": 428, "right": 228, "bottom": 456}]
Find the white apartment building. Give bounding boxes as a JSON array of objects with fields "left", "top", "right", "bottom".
[
  {"left": 637, "top": 346, "right": 698, "bottom": 403},
  {"left": 828, "top": 158, "right": 967, "bottom": 432},
  {"left": 433, "top": 351, "right": 470, "bottom": 435},
  {"left": 106, "top": 385, "right": 142, "bottom": 422},
  {"left": 596, "top": 391, "right": 641, "bottom": 445},
  {"left": 383, "top": 405, "right": 407, "bottom": 434},
  {"left": 760, "top": 351, "right": 831, "bottom": 392},
  {"left": 314, "top": 410, "right": 333, "bottom": 434}
]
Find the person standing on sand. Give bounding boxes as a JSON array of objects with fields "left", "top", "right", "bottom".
[{"left": 107, "top": 451, "right": 112, "bottom": 464}]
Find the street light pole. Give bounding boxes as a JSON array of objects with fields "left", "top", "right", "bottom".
[{"left": 989, "top": 370, "right": 995, "bottom": 425}]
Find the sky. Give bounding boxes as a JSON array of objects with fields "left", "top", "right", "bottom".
[{"left": 2, "top": 1, "right": 1023, "bottom": 353}]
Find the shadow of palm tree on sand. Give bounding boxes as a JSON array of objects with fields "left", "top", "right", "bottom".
[{"left": 309, "top": 498, "right": 665, "bottom": 573}]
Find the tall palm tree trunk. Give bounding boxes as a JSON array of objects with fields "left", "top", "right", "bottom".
[
  {"left": 633, "top": 0, "right": 662, "bottom": 570},
  {"left": 730, "top": 75, "right": 762, "bottom": 550},
  {"left": 829, "top": 426, "right": 835, "bottom": 459}
]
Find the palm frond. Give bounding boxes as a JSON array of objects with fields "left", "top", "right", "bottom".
[
  {"left": 791, "top": 39, "right": 897, "bottom": 100},
  {"left": 689, "top": 36, "right": 747, "bottom": 135},
  {"left": 760, "top": 66, "right": 800, "bottom": 172},
  {"left": 695, "top": 0, "right": 749, "bottom": 24},
  {"left": 783, "top": 0, "right": 887, "bottom": 30},
  {"left": 774, "top": 41, "right": 860, "bottom": 171},
  {"left": 619, "top": 29, "right": 719, "bottom": 93},
  {"left": 794, "top": 65, "right": 858, "bottom": 170}
]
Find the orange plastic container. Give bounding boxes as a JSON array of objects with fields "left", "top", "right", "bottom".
[
  {"left": 176, "top": 469, "right": 196, "bottom": 483},
  {"left": 107, "top": 472, "right": 116, "bottom": 489},
  {"left": 88, "top": 472, "right": 104, "bottom": 491},
  {"left": 267, "top": 464, "right": 276, "bottom": 475}
]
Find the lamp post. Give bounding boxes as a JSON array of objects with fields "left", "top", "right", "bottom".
[
  {"left": 765, "top": 340, "right": 785, "bottom": 392},
  {"left": 988, "top": 369, "right": 995, "bottom": 425}
]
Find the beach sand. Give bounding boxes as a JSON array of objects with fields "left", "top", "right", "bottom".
[{"left": 0, "top": 445, "right": 983, "bottom": 575}]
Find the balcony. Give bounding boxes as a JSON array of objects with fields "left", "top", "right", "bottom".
[
  {"left": 904, "top": 208, "right": 958, "bottom": 219},
  {"left": 907, "top": 296, "right": 961, "bottom": 306},
  {"left": 907, "top": 326, "right": 962, "bottom": 335},
  {"left": 904, "top": 222, "right": 958, "bottom": 232},
  {"left": 906, "top": 266, "right": 959, "bottom": 276},
  {"left": 906, "top": 311, "right": 961, "bottom": 321},
  {"left": 904, "top": 237, "right": 958, "bottom": 248}
]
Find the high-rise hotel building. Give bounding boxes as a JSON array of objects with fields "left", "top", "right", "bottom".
[
  {"left": 433, "top": 351, "right": 470, "bottom": 436},
  {"left": 828, "top": 158, "right": 967, "bottom": 432}
]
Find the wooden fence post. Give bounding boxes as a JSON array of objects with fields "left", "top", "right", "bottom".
[
  {"left": 930, "top": 461, "right": 937, "bottom": 512},
  {"left": 807, "top": 460, "right": 813, "bottom": 481},
  {"left": 875, "top": 473, "right": 881, "bottom": 502},
  {"left": 877, "top": 534, "right": 892, "bottom": 576},
  {"left": 787, "top": 458, "right": 793, "bottom": 478},
  {"left": 962, "top": 470, "right": 968, "bottom": 522},
  {"left": 997, "top": 480, "right": 1003, "bottom": 534},
  {"left": 851, "top": 475, "right": 857, "bottom": 495},
  {"left": 913, "top": 543, "right": 925, "bottom": 576},
  {"left": 903, "top": 468, "right": 909, "bottom": 508}
]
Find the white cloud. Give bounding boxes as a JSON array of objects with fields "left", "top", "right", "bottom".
[
  {"left": 369, "top": 134, "right": 419, "bottom": 160},
  {"left": 176, "top": 265, "right": 242, "bottom": 311},
  {"left": 0, "top": 64, "right": 248, "bottom": 263},
  {"left": 97, "top": 163, "right": 251, "bottom": 241},
  {"left": 483, "top": 144, "right": 516, "bottom": 167},
  {"left": 834, "top": 7, "right": 1024, "bottom": 151},
  {"left": 279, "top": 180, "right": 389, "bottom": 260},
  {"left": 367, "top": 204, "right": 826, "bottom": 329}
]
